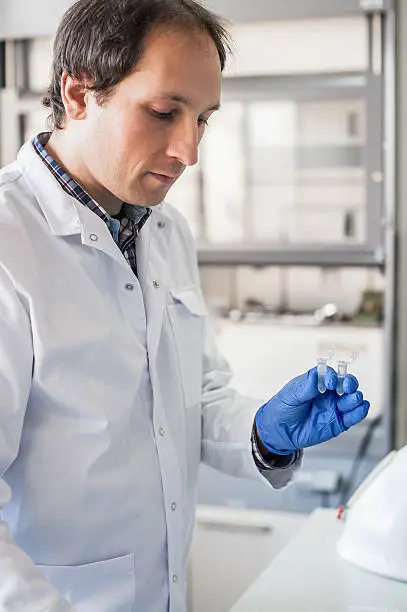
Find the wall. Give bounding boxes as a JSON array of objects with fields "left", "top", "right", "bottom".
[
  {"left": 0, "top": 0, "right": 72, "bottom": 39},
  {"left": 0, "top": 0, "right": 379, "bottom": 40}
]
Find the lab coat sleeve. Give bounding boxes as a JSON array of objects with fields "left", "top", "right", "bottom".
[
  {"left": 200, "top": 313, "right": 301, "bottom": 489},
  {"left": 0, "top": 265, "right": 74, "bottom": 611}
]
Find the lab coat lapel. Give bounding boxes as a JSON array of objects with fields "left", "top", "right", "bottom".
[
  {"left": 137, "top": 207, "right": 172, "bottom": 364},
  {"left": 17, "top": 140, "right": 135, "bottom": 272},
  {"left": 74, "top": 202, "right": 127, "bottom": 270}
]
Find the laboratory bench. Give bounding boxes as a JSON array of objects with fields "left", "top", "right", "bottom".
[{"left": 228, "top": 508, "right": 407, "bottom": 612}]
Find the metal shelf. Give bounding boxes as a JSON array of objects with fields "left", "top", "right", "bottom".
[
  {"left": 205, "top": 0, "right": 393, "bottom": 23},
  {"left": 197, "top": 244, "right": 385, "bottom": 268},
  {"left": 222, "top": 73, "right": 367, "bottom": 101}
]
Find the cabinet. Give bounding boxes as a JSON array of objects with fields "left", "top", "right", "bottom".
[{"left": 188, "top": 505, "right": 306, "bottom": 612}]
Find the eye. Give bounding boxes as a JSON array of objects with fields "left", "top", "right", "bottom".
[
  {"left": 151, "top": 110, "right": 176, "bottom": 121},
  {"left": 151, "top": 108, "right": 210, "bottom": 128}
]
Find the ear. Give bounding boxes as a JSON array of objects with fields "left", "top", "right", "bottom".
[{"left": 60, "top": 72, "right": 90, "bottom": 121}]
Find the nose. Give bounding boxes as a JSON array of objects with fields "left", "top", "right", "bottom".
[{"left": 166, "top": 120, "right": 200, "bottom": 167}]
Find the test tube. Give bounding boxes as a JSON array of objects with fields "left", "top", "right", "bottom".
[
  {"left": 317, "top": 358, "right": 328, "bottom": 394},
  {"left": 336, "top": 360, "right": 348, "bottom": 396}
]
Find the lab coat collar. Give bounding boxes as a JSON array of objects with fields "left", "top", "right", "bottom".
[
  {"left": 17, "top": 140, "right": 83, "bottom": 237},
  {"left": 17, "top": 140, "right": 129, "bottom": 267},
  {"left": 17, "top": 140, "right": 174, "bottom": 279}
]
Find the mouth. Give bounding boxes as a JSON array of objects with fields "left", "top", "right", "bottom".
[{"left": 149, "top": 172, "right": 179, "bottom": 186}]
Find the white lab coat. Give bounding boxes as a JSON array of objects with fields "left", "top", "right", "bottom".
[{"left": 0, "top": 141, "right": 297, "bottom": 612}]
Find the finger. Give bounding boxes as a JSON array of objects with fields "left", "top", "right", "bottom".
[
  {"left": 325, "top": 366, "right": 338, "bottom": 391},
  {"left": 337, "top": 391, "right": 364, "bottom": 414},
  {"left": 342, "top": 401, "right": 370, "bottom": 429},
  {"left": 284, "top": 367, "right": 319, "bottom": 404},
  {"left": 342, "top": 374, "right": 359, "bottom": 394}
]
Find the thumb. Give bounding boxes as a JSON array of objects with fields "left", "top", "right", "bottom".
[{"left": 280, "top": 368, "right": 319, "bottom": 405}]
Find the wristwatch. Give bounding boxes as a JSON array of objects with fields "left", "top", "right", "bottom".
[{"left": 251, "top": 423, "right": 299, "bottom": 470}]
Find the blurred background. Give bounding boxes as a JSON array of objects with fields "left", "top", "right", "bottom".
[{"left": 0, "top": 1, "right": 405, "bottom": 610}]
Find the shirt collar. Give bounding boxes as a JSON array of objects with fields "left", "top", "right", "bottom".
[{"left": 32, "top": 132, "right": 151, "bottom": 231}]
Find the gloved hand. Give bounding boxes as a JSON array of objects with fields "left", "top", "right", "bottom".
[{"left": 255, "top": 366, "right": 370, "bottom": 455}]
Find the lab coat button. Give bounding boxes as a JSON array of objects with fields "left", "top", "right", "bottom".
[
  {"left": 153, "top": 280, "right": 160, "bottom": 288},
  {"left": 89, "top": 234, "right": 98, "bottom": 242},
  {"left": 157, "top": 221, "right": 166, "bottom": 229},
  {"left": 159, "top": 427, "right": 165, "bottom": 437},
  {"left": 125, "top": 283, "right": 135, "bottom": 291},
  {"left": 172, "top": 574, "right": 178, "bottom": 584},
  {"left": 171, "top": 502, "right": 177, "bottom": 512}
]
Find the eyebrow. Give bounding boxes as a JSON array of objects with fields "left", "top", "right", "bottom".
[{"left": 158, "top": 93, "right": 221, "bottom": 113}]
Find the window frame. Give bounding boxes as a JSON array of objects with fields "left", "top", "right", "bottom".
[{"left": 197, "top": 63, "right": 385, "bottom": 267}]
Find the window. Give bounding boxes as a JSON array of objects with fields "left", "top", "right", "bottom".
[
  {"left": 172, "top": 97, "right": 367, "bottom": 246},
  {"left": 167, "top": 16, "right": 385, "bottom": 267}
]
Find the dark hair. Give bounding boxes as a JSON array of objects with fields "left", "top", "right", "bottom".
[{"left": 43, "top": 0, "right": 231, "bottom": 130}]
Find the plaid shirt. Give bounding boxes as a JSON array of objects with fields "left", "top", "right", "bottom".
[{"left": 32, "top": 133, "right": 151, "bottom": 277}]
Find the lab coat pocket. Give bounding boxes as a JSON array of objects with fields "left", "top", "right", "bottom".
[
  {"left": 37, "top": 553, "right": 135, "bottom": 612},
  {"left": 167, "top": 287, "right": 206, "bottom": 408}
]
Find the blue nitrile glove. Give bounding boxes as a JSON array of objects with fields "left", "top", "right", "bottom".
[{"left": 255, "top": 366, "right": 370, "bottom": 455}]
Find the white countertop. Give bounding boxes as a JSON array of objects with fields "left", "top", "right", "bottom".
[{"left": 228, "top": 508, "right": 407, "bottom": 612}]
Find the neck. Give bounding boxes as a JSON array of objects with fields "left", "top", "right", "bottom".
[{"left": 45, "top": 131, "right": 122, "bottom": 216}]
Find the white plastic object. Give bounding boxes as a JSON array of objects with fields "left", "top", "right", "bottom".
[
  {"left": 316, "top": 358, "right": 328, "bottom": 393},
  {"left": 336, "top": 360, "right": 348, "bottom": 396},
  {"left": 336, "top": 445, "right": 407, "bottom": 582}
]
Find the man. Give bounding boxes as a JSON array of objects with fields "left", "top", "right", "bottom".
[{"left": 0, "top": 1, "right": 369, "bottom": 611}]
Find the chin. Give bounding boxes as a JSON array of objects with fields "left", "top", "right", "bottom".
[
  {"left": 145, "top": 198, "right": 164, "bottom": 207},
  {"left": 135, "top": 189, "right": 169, "bottom": 208},
  {"left": 122, "top": 179, "right": 171, "bottom": 207},
  {"left": 121, "top": 193, "right": 159, "bottom": 208}
]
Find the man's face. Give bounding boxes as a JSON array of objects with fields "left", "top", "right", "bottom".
[{"left": 80, "top": 25, "right": 222, "bottom": 207}]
